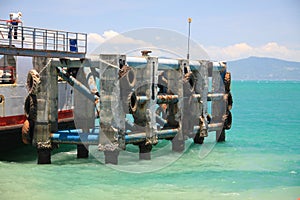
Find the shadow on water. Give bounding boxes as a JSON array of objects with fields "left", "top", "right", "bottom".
[{"left": 0, "top": 144, "right": 76, "bottom": 163}]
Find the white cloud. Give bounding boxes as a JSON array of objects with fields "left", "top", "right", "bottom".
[
  {"left": 88, "top": 30, "right": 300, "bottom": 62},
  {"left": 87, "top": 31, "right": 120, "bottom": 52},
  {"left": 87, "top": 31, "right": 152, "bottom": 54},
  {"left": 205, "top": 42, "right": 300, "bottom": 62}
]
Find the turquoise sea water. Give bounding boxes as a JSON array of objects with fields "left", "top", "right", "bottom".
[{"left": 0, "top": 81, "right": 299, "bottom": 200}]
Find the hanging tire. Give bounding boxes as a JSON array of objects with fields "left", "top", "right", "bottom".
[
  {"left": 158, "top": 71, "right": 168, "bottom": 94},
  {"left": 22, "top": 119, "right": 35, "bottom": 145},
  {"left": 183, "top": 72, "right": 195, "bottom": 92},
  {"left": 22, "top": 120, "right": 31, "bottom": 144},
  {"left": 194, "top": 133, "right": 204, "bottom": 144},
  {"left": 23, "top": 94, "right": 37, "bottom": 145},
  {"left": 26, "top": 69, "right": 40, "bottom": 95},
  {"left": 126, "top": 69, "right": 136, "bottom": 88},
  {"left": 224, "top": 71, "right": 231, "bottom": 93},
  {"left": 24, "top": 94, "right": 37, "bottom": 121},
  {"left": 224, "top": 110, "right": 232, "bottom": 130},
  {"left": 128, "top": 92, "right": 137, "bottom": 114},
  {"left": 227, "top": 92, "right": 233, "bottom": 110}
]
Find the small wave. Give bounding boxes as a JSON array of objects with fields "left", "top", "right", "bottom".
[
  {"left": 65, "top": 151, "right": 77, "bottom": 155},
  {"left": 221, "top": 192, "right": 240, "bottom": 196},
  {"left": 289, "top": 170, "right": 297, "bottom": 174}
]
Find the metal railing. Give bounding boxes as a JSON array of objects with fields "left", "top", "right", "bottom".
[{"left": 0, "top": 20, "right": 87, "bottom": 54}]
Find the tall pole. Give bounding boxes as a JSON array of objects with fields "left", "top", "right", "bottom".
[{"left": 187, "top": 17, "right": 192, "bottom": 60}]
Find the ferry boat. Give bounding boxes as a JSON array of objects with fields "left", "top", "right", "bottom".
[{"left": 0, "top": 20, "right": 86, "bottom": 151}]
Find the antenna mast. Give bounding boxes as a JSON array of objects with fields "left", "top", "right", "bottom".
[{"left": 187, "top": 17, "right": 192, "bottom": 60}]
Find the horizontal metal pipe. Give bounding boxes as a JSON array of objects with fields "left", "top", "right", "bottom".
[
  {"left": 136, "top": 94, "right": 206, "bottom": 105},
  {"left": 212, "top": 61, "right": 226, "bottom": 71},
  {"left": 157, "top": 58, "right": 180, "bottom": 70},
  {"left": 50, "top": 122, "right": 223, "bottom": 145},
  {"left": 126, "top": 57, "right": 180, "bottom": 70},
  {"left": 126, "top": 57, "right": 147, "bottom": 68},
  {"left": 189, "top": 60, "right": 201, "bottom": 71},
  {"left": 208, "top": 123, "right": 224, "bottom": 131},
  {"left": 136, "top": 95, "right": 179, "bottom": 104},
  {"left": 207, "top": 93, "right": 224, "bottom": 101},
  {"left": 50, "top": 128, "right": 179, "bottom": 145},
  {"left": 193, "top": 122, "right": 223, "bottom": 133},
  {"left": 125, "top": 128, "right": 179, "bottom": 143},
  {"left": 157, "top": 94, "right": 179, "bottom": 104},
  {"left": 50, "top": 133, "right": 98, "bottom": 144}
]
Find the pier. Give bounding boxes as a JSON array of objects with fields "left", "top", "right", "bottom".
[{"left": 0, "top": 21, "right": 232, "bottom": 164}]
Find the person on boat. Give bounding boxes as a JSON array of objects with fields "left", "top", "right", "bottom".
[{"left": 8, "top": 12, "right": 22, "bottom": 39}]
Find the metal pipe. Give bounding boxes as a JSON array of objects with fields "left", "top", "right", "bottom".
[
  {"left": 212, "top": 61, "right": 226, "bottom": 71},
  {"left": 207, "top": 92, "right": 224, "bottom": 101},
  {"left": 156, "top": 115, "right": 167, "bottom": 126},
  {"left": 125, "top": 118, "right": 139, "bottom": 132},
  {"left": 50, "top": 128, "right": 179, "bottom": 145},
  {"left": 50, "top": 133, "right": 98, "bottom": 144},
  {"left": 193, "top": 122, "right": 223, "bottom": 133},
  {"left": 135, "top": 95, "right": 179, "bottom": 104},
  {"left": 50, "top": 123, "right": 223, "bottom": 145},
  {"left": 125, "top": 128, "right": 179, "bottom": 143},
  {"left": 135, "top": 94, "right": 203, "bottom": 105},
  {"left": 126, "top": 57, "right": 180, "bottom": 70},
  {"left": 157, "top": 94, "right": 179, "bottom": 104},
  {"left": 189, "top": 60, "right": 201, "bottom": 71},
  {"left": 56, "top": 66, "right": 95, "bottom": 102},
  {"left": 126, "top": 57, "right": 147, "bottom": 68}
]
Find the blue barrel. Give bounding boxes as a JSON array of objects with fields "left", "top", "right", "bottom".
[{"left": 69, "top": 39, "right": 78, "bottom": 52}]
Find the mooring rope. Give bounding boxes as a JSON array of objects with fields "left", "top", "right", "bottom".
[
  {"left": 38, "top": 58, "right": 52, "bottom": 74},
  {"left": 98, "top": 58, "right": 122, "bottom": 71}
]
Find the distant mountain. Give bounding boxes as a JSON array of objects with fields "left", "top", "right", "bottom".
[{"left": 227, "top": 57, "right": 300, "bottom": 80}]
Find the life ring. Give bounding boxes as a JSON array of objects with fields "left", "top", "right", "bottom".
[
  {"left": 26, "top": 69, "right": 40, "bottom": 95},
  {"left": 224, "top": 71, "right": 231, "bottom": 93}
]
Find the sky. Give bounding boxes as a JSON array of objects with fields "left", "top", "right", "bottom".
[{"left": 1, "top": 0, "right": 300, "bottom": 61}]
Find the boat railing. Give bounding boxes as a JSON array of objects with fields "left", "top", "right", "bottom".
[{"left": 0, "top": 20, "right": 87, "bottom": 58}]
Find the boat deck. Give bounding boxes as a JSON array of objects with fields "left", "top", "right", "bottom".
[{"left": 0, "top": 21, "right": 86, "bottom": 58}]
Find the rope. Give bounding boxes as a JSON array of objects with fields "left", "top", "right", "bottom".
[
  {"left": 98, "top": 58, "right": 122, "bottom": 71},
  {"left": 38, "top": 58, "right": 52, "bottom": 74}
]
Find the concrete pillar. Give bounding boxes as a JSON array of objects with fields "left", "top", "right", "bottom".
[
  {"left": 104, "top": 150, "right": 119, "bottom": 165},
  {"left": 169, "top": 60, "right": 185, "bottom": 152},
  {"left": 98, "top": 55, "right": 126, "bottom": 164},
  {"left": 212, "top": 62, "right": 226, "bottom": 142},
  {"left": 73, "top": 65, "right": 95, "bottom": 159},
  {"left": 139, "top": 142, "right": 152, "bottom": 160},
  {"left": 33, "top": 57, "right": 57, "bottom": 164},
  {"left": 216, "top": 129, "right": 225, "bottom": 142},
  {"left": 77, "top": 144, "right": 89, "bottom": 158}
]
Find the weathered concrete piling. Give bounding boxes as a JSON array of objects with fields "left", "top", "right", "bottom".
[
  {"left": 33, "top": 57, "right": 57, "bottom": 164},
  {"left": 33, "top": 52, "right": 232, "bottom": 165}
]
